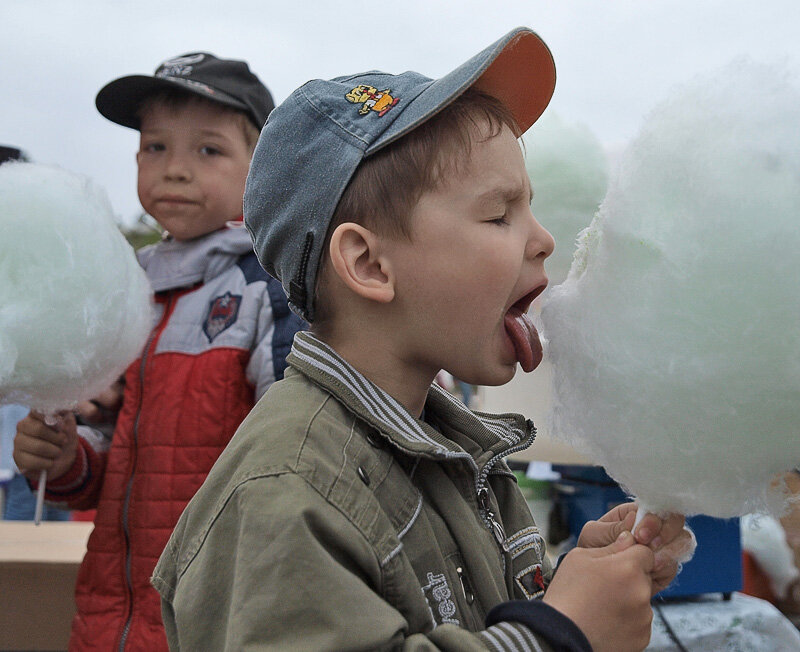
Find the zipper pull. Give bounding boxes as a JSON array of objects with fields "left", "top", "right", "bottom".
[
  {"left": 477, "top": 487, "right": 490, "bottom": 510},
  {"left": 489, "top": 516, "right": 506, "bottom": 545},
  {"left": 477, "top": 488, "right": 506, "bottom": 545}
]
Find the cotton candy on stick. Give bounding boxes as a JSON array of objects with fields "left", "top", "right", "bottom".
[
  {"left": 539, "top": 60, "right": 800, "bottom": 525},
  {"left": 0, "top": 163, "right": 152, "bottom": 523}
]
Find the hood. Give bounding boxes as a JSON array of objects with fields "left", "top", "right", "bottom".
[{"left": 137, "top": 224, "right": 256, "bottom": 292}]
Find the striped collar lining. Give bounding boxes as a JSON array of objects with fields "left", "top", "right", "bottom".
[{"left": 288, "top": 332, "right": 532, "bottom": 459}]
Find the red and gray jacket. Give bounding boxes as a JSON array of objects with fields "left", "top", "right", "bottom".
[{"left": 37, "top": 225, "right": 304, "bottom": 652}]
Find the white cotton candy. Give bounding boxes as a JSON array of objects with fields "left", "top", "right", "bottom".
[
  {"left": 0, "top": 163, "right": 153, "bottom": 413},
  {"left": 741, "top": 514, "right": 799, "bottom": 599},
  {"left": 523, "top": 113, "right": 608, "bottom": 286},
  {"left": 539, "top": 60, "right": 800, "bottom": 518}
]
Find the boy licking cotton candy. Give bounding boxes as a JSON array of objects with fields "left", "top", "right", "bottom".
[
  {"left": 541, "top": 59, "right": 800, "bottom": 522},
  {"left": 153, "top": 28, "right": 689, "bottom": 652}
]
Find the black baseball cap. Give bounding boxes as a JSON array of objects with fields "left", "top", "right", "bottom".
[
  {"left": 0, "top": 145, "right": 29, "bottom": 164},
  {"left": 95, "top": 52, "right": 275, "bottom": 131}
]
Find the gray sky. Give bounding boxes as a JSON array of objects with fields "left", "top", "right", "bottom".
[{"left": 3, "top": 0, "right": 799, "bottom": 226}]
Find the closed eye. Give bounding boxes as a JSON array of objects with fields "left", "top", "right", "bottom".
[{"left": 488, "top": 216, "right": 509, "bottom": 226}]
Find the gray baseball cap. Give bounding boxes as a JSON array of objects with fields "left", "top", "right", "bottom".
[{"left": 244, "top": 27, "right": 556, "bottom": 322}]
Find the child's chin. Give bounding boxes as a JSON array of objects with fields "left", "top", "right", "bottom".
[{"left": 479, "top": 365, "right": 518, "bottom": 387}]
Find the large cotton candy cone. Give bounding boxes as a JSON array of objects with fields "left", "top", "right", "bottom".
[
  {"left": 0, "top": 163, "right": 153, "bottom": 412},
  {"left": 539, "top": 60, "right": 800, "bottom": 518}
]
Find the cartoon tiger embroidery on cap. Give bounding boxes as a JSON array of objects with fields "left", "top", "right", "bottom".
[{"left": 345, "top": 84, "right": 399, "bottom": 116}]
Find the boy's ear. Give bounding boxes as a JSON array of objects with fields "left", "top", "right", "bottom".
[{"left": 328, "top": 222, "right": 395, "bottom": 305}]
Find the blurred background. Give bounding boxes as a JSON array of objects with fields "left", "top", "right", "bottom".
[{"left": 3, "top": 0, "right": 800, "bottom": 228}]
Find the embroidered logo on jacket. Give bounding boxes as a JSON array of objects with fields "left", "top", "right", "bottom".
[
  {"left": 345, "top": 84, "right": 400, "bottom": 116},
  {"left": 203, "top": 292, "right": 241, "bottom": 342},
  {"left": 505, "top": 526, "right": 546, "bottom": 560},
  {"left": 515, "top": 563, "right": 545, "bottom": 600},
  {"left": 421, "top": 572, "right": 459, "bottom": 626}
]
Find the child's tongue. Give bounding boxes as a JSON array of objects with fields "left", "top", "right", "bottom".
[{"left": 504, "top": 306, "right": 543, "bottom": 373}]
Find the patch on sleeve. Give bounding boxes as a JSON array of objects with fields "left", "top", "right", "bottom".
[
  {"left": 505, "top": 526, "right": 546, "bottom": 560},
  {"left": 515, "top": 563, "right": 545, "bottom": 600}
]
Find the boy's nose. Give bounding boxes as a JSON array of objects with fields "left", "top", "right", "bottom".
[
  {"left": 525, "top": 211, "right": 555, "bottom": 261},
  {"left": 164, "top": 154, "right": 191, "bottom": 181}
]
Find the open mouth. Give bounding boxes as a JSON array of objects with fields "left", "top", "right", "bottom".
[
  {"left": 510, "top": 285, "right": 547, "bottom": 316},
  {"left": 504, "top": 284, "right": 547, "bottom": 372}
]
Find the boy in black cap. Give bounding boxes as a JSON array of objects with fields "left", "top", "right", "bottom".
[
  {"left": 154, "top": 30, "right": 690, "bottom": 651},
  {"left": 13, "top": 53, "right": 304, "bottom": 651}
]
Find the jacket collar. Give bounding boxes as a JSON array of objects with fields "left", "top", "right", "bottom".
[
  {"left": 287, "top": 332, "right": 535, "bottom": 467},
  {"left": 137, "top": 224, "right": 255, "bottom": 292}
]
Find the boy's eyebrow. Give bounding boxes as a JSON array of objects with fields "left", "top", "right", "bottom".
[
  {"left": 475, "top": 184, "right": 533, "bottom": 205},
  {"left": 138, "top": 127, "right": 233, "bottom": 140},
  {"left": 196, "top": 128, "right": 234, "bottom": 140}
]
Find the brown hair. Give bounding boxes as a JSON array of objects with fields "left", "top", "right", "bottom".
[
  {"left": 313, "top": 89, "right": 519, "bottom": 327},
  {"left": 137, "top": 88, "right": 260, "bottom": 152}
]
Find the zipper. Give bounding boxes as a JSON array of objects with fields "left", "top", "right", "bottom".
[
  {"left": 474, "top": 419, "right": 537, "bottom": 550},
  {"left": 118, "top": 293, "right": 175, "bottom": 652}
]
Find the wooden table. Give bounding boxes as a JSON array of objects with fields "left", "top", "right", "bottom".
[{"left": 0, "top": 521, "right": 92, "bottom": 651}]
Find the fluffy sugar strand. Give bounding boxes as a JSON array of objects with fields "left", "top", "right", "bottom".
[
  {"left": 540, "top": 60, "right": 800, "bottom": 518},
  {"left": 0, "top": 163, "right": 152, "bottom": 412}
]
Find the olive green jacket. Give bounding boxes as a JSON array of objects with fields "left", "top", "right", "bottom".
[{"left": 152, "top": 332, "right": 583, "bottom": 651}]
